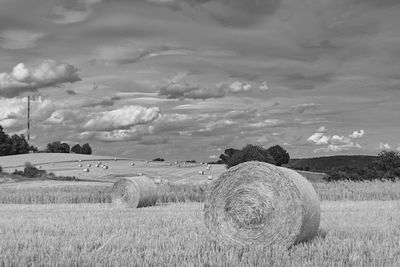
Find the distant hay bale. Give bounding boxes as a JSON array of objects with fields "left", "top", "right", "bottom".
[
  {"left": 87, "top": 164, "right": 91, "bottom": 167},
  {"left": 98, "top": 161, "right": 102, "bottom": 165},
  {"left": 204, "top": 161, "right": 321, "bottom": 249},
  {"left": 95, "top": 164, "right": 99, "bottom": 168},
  {"left": 103, "top": 165, "right": 108, "bottom": 170},
  {"left": 78, "top": 159, "right": 82, "bottom": 162},
  {"left": 207, "top": 166, "right": 211, "bottom": 170},
  {"left": 207, "top": 175, "right": 213, "bottom": 180},
  {"left": 199, "top": 171, "right": 205, "bottom": 175},
  {"left": 78, "top": 164, "right": 82, "bottom": 167},
  {"left": 111, "top": 176, "right": 158, "bottom": 208},
  {"left": 83, "top": 168, "right": 89, "bottom": 172},
  {"left": 131, "top": 162, "right": 135, "bottom": 166},
  {"left": 138, "top": 172, "right": 143, "bottom": 176},
  {"left": 154, "top": 178, "right": 161, "bottom": 184}
]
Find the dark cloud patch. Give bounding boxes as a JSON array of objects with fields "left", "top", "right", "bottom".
[{"left": 66, "top": 89, "right": 76, "bottom": 95}]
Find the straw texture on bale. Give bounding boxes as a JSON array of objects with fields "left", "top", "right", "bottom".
[
  {"left": 111, "top": 176, "right": 157, "bottom": 208},
  {"left": 204, "top": 161, "right": 320, "bottom": 248}
]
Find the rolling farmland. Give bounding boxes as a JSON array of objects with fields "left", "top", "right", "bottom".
[{"left": 1, "top": 153, "right": 400, "bottom": 266}]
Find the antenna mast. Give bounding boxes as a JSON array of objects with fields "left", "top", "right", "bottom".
[{"left": 27, "top": 95, "right": 30, "bottom": 143}]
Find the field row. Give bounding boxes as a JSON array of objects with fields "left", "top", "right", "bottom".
[
  {"left": 1, "top": 201, "right": 399, "bottom": 266},
  {"left": 1, "top": 180, "right": 400, "bottom": 204}
]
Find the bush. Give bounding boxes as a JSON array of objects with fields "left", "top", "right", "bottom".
[
  {"left": 0, "top": 165, "right": 2, "bottom": 173},
  {"left": 266, "top": 145, "right": 290, "bottom": 166},
  {"left": 152, "top": 158, "right": 165, "bottom": 162},
  {"left": 0, "top": 126, "right": 30, "bottom": 156},
  {"left": 13, "top": 162, "right": 46, "bottom": 178},
  {"left": 226, "top": 144, "right": 275, "bottom": 169}
]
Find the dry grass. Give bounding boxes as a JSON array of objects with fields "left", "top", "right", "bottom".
[
  {"left": 1, "top": 179, "right": 400, "bottom": 204},
  {"left": 0, "top": 201, "right": 399, "bottom": 266}
]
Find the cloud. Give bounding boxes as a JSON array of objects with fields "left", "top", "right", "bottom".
[
  {"left": 159, "top": 79, "right": 257, "bottom": 100},
  {"left": 397, "top": 145, "right": 400, "bottom": 152},
  {"left": 308, "top": 129, "right": 367, "bottom": 153},
  {"left": 147, "top": 0, "right": 281, "bottom": 26},
  {"left": 0, "top": 60, "right": 81, "bottom": 97},
  {"left": 229, "top": 81, "right": 252, "bottom": 93},
  {"left": 83, "top": 105, "right": 161, "bottom": 131},
  {"left": 0, "top": 30, "right": 44, "bottom": 50},
  {"left": 290, "top": 103, "right": 320, "bottom": 114},
  {"left": 379, "top": 142, "right": 391, "bottom": 150},
  {"left": 95, "top": 42, "right": 192, "bottom": 65},
  {"left": 46, "top": 0, "right": 103, "bottom": 24},
  {"left": 158, "top": 81, "right": 226, "bottom": 100},
  {"left": 349, "top": 129, "right": 365, "bottom": 139},
  {"left": 0, "top": 97, "right": 55, "bottom": 129},
  {"left": 80, "top": 125, "right": 154, "bottom": 142},
  {"left": 307, "top": 132, "right": 330, "bottom": 145},
  {"left": 259, "top": 81, "right": 269, "bottom": 91}
]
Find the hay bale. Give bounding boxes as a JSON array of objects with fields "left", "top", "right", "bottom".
[
  {"left": 199, "top": 171, "right": 205, "bottom": 175},
  {"left": 83, "top": 168, "right": 89, "bottom": 172},
  {"left": 154, "top": 178, "right": 161, "bottom": 184},
  {"left": 111, "top": 176, "right": 158, "bottom": 208},
  {"left": 204, "top": 161, "right": 320, "bottom": 248},
  {"left": 207, "top": 175, "right": 213, "bottom": 180},
  {"left": 87, "top": 164, "right": 91, "bottom": 167},
  {"left": 131, "top": 162, "right": 135, "bottom": 166},
  {"left": 78, "top": 163, "right": 82, "bottom": 167}
]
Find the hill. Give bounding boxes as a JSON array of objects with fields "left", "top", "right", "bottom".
[{"left": 286, "top": 155, "right": 378, "bottom": 172}]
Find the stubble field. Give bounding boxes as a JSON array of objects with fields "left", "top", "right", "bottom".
[{"left": 1, "top": 153, "right": 400, "bottom": 266}]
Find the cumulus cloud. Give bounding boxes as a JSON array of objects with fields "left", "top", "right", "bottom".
[
  {"left": 307, "top": 132, "right": 330, "bottom": 145},
  {"left": 83, "top": 105, "right": 161, "bottom": 131},
  {"left": 229, "top": 81, "right": 252, "bottom": 93},
  {"left": 349, "top": 129, "right": 365, "bottom": 139},
  {"left": 0, "top": 60, "right": 81, "bottom": 97},
  {"left": 81, "top": 125, "right": 154, "bottom": 142},
  {"left": 308, "top": 129, "right": 366, "bottom": 153},
  {"left": 0, "top": 97, "right": 55, "bottom": 129},
  {"left": 0, "top": 30, "right": 44, "bottom": 50},
  {"left": 379, "top": 143, "right": 391, "bottom": 150}
]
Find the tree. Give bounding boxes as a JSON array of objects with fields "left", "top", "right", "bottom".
[
  {"left": 375, "top": 150, "right": 400, "bottom": 175},
  {"left": 0, "top": 125, "right": 12, "bottom": 156},
  {"left": 80, "top": 143, "right": 92, "bottom": 155},
  {"left": 219, "top": 148, "right": 240, "bottom": 164},
  {"left": 226, "top": 144, "right": 275, "bottom": 168},
  {"left": 46, "top": 141, "right": 70, "bottom": 153},
  {"left": 71, "top": 144, "right": 82, "bottom": 154},
  {"left": 267, "top": 145, "right": 290, "bottom": 166},
  {"left": 0, "top": 126, "right": 30, "bottom": 156}
]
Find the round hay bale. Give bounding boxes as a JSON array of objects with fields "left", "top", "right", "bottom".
[
  {"left": 83, "top": 168, "right": 89, "bottom": 172},
  {"left": 111, "top": 176, "right": 158, "bottom": 208},
  {"left": 154, "top": 178, "right": 161, "bottom": 184},
  {"left": 199, "top": 171, "right": 205, "bottom": 175},
  {"left": 87, "top": 164, "right": 91, "bottom": 167},
  {"left": 204, "top": 161, "right": 320, "bottom": 249},
  {"left": 78, "top": 164, "right": 82, "bottom": 167},
  {"left": 207, "top": 175, "right": 213, "bottom": 180},
  {"left": 131, "top": 162, "right": 135, "bottom": 166}
]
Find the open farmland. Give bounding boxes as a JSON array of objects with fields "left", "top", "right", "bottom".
[
  {"left": 1, "top": 154, "right": 400, "bottom": 266},
  {"left": 1, "top": 201, "right": 400, "bottom": 266}
]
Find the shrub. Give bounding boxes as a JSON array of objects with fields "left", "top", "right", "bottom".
[
  {"left": 80, "top": 143, "right": 92, "bottom": 155},
  {"left": 152, "top": 158, "right": 165, "bottom": 162},
  {"left": 71, "top": 144, "right": 82, "bottom": 154},
  {"left": 46, "top": 141, "right": 70, "bottom": 153},
  {"left": 266, "top": 145, "right": 290, "bottom": 166},
  {"left": 13, "top": 162, "right": 46, "bottom": 178}
]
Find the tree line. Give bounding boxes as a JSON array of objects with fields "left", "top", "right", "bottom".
[{"left": 0, "top": 125, "right": 92, "bottom": 156}]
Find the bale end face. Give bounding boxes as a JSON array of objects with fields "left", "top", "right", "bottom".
[{"left": 204, "top": 161, "right": 320, "bottom": 249}]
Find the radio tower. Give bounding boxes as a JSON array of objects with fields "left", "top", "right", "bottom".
[{"left": 27, "top": 95, "right": 30, "bottom": 143}]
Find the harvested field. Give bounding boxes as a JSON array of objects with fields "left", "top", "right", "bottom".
[{"left": 0, "top": 201, "right": 399, "bottom": 266}]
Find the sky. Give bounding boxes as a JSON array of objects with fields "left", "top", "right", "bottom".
[{"left": 0, "top": 0, "right": 399, "bottom": 161}]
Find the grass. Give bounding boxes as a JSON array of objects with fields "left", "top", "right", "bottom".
[
  {"left": 0, "top": 201, "right": 399, "bottom": 266},
  {"left": 1, "top": 180, "right": 400, "bottom": 204}
]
